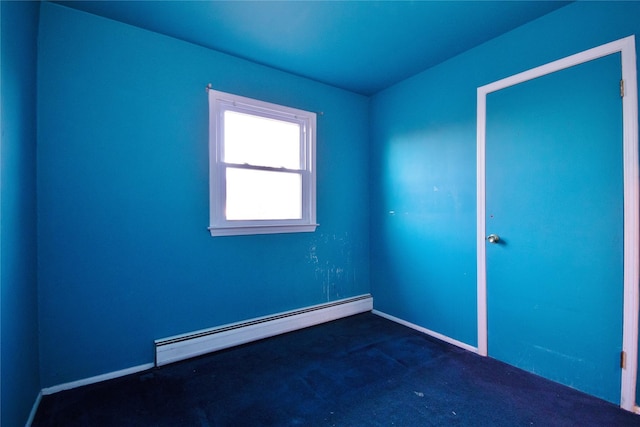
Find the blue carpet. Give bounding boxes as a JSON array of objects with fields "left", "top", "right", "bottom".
[{"left": 33, "top": 313, "right": 640, "bottom": 426}]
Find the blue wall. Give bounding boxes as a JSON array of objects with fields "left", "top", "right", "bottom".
[
  {"left": 15, "top": 0, "right": 640, "bottom": 410},
  {"left": 1, "top": 0, "right": 41, "bottom": 425},
  {"left": 37, "top": 2, "right": 370, "bottom": 388},
  {"left": 370, "top": 0, "right": 640, "bottom": 397}
]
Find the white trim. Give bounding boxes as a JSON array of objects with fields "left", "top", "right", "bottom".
[
  {"left": 25, "top": 392, "right": 42, "bottom": 427},
  {"left": 372, "top": 310, "right": 478, "bottom": 354},
  {"left": 477, "top": 85, "right": 488, "bottom": 357},
  {"left": 41, "top": 363, "right": 154, "bottom": 396},
  {"left": 208, "top": 223, "right": 318, "bottom": 237},
  {"left": 155, "top": 295, "right": 373, "bottom": 367},
  {"left": 619, "top": 35, "right": 639, "bottom": 412},
  {"left": 477, "top": 35, "right": 639, "bottom": 411}
]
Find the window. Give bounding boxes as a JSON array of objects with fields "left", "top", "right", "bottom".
[{"left": 208, "top": 89, "right": 317, "bottom": 237}]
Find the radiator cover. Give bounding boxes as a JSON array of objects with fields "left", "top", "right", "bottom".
[{"left": 155, "top": 294, "right": 373, "bottom": 366}]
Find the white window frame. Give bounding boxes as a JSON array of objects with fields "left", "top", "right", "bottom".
[{"left": 208, "top": 89, "right": 317, "bottom": 237}]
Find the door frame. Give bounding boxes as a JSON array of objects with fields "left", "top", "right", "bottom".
[{"left": 476, "top": 35, "right": 639, "bottom": 411}]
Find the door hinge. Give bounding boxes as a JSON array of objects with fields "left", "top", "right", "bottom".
[
  {"left": 620, "top": 79, "right": 625, "bottom": 98},
  {"left": 621, "top": 350, "right": 627, "bottom": 369}
]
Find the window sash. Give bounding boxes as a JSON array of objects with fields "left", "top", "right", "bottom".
[
  {"left": 222, "top": 110, "right": 303, "bottom": 170},
  {"left": 224, "top": 166, "right": 304, "bottom": 221}
]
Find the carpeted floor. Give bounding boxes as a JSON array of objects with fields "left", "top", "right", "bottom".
[{"left": 33, "top": 312, "right": 640, "bottom": 426}]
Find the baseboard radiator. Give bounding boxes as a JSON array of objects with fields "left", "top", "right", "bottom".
[{"left": 155, "top": 294, "right": 373, "bottom": 367}]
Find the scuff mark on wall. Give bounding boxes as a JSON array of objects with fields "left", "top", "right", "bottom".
[{"left": 307, "top": 232, "right": 356, "bottom": 301}]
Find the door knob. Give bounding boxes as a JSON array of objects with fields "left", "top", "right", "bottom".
[{"left": 487, "top": 234, "right": 500, "bottom": 244}]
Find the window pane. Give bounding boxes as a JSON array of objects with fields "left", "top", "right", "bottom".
[
  {"left": 224, "top": 111, "right": 301, "bottom": 169},
  {"left": 226, "top": 168, "right": 302, "bottom": 220}
]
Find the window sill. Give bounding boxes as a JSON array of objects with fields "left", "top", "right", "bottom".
[{"left": 208, "top": 224, "right": 318, "bottom": 237}]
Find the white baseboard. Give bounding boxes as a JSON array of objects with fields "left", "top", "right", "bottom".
[
  {"left": 155, "top": 294, "right": 373, "bottom": 367},
  {"left": 25, "top": 391, "right": 42, "bottom": 427},
  {"left": 37, "top": 295, "right": 373, "bottom": 398},
  {"left": 41, "top": 363, "right": 155, "bottom": 396},
  {"left": 372, "top": 309, "right": 478, "bottom": 353}
]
